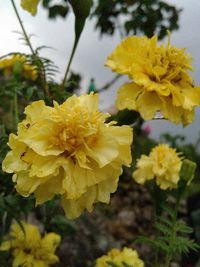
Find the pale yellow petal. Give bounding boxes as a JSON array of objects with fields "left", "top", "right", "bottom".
[
  {"left": 116, "top": 82, "right": 143, "bottom": 110},
  {"left": 2, "top": 151, "right": 27, "bottom": 173},
  {"left": 34, "top": 171, "right": 65, "bottom": 205},
  {"left": 14, "top": 171, "right": 45, "bottom": 197},
  {"left": 136, "top": 92, "right": 163, "bottom": 120},
  {"left": 132, "top": 155, "right": 154, "bottom": 184}
]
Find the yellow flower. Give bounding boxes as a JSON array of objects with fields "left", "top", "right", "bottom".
[
  {"left": 95, "top": 247, "right": 144, "bottom": 267},
  {"left": 2, "top": 94, "right": 133, "bottom": 219},
  {"left": 106, "top": 35, "right": 200, "bottom": 126},
  {"left": 21, "top": 0, "right": 40, "bottom": 16},
  {"left": 0, "top": 222, "right": 60, "bottom": 267},
  {"left": 0, "top": 54, "right": 38, "bottom": 81},
  {"left": 132, "top": 144, "right": 182, "bottom": 190}
]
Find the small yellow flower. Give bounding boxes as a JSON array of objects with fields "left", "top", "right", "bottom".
[
  {"left": 0, "top": 222, "right": 61, "bottom": 267},
  {"left": 132, "top": 144, "right": 182, "bottom": 190},
  {"left": 95, "top": 247, "right": 144, "bottom": 267},
  {"left": 0, "top": 54, "right": 37, "bottom": 81},
  {"left": 106, "top": 35, "right": 200, "bottom": 126},
  {"left": 21, "top": 0, "right": 40, "bottom": 16},
  {"left": 2, "top": 93, "right": 133, "bottom": 219}
]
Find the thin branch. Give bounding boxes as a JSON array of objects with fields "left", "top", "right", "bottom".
[
  {"left": 98, "top": 74, "right": 121, "bottom": 93},
  {"left": 10, "top": 0, "right": 49, "bottom": 96},
  {"left": 61, "top": 39, "right": 79, "bottom": 90},
  {"left": 10, "top": 0, "right": 36, "bottom": 56}
]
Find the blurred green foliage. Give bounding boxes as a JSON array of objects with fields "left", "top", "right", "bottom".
[
  {"left": 41, "top": 0, "right": 181, "bottom": 39},
  {"left": 92, "top": 0, "right": 181, "bottom": 39}
]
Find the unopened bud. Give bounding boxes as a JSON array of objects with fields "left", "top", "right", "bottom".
[{"left": 180, "top": 159, "right": 197, "bottom": 184}]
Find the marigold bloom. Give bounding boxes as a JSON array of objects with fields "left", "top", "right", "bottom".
[
  {"left": 95, "top": 247, "right": 144, "bottom": 267},
  {"left": 132, "top": 144, "right": 182, "bottom": 190},
  {"left": 0, "top": 222, "right": 60, "bottom": 267},
  {"left": 0, "top": 54, "right": 37, "bottom": 81},
  {"left": 21, "top": 0, "right": 40, "bottom": 16},
  {"left": 106, "top": 35, "right": 200, "bottom": 126},
  {"left": 2, "top": 94, "right": 133, "bottom": 219}
]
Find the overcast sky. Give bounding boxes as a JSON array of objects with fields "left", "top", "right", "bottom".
[{"left": 0, "top": 0, "right": 200, "bottom": 143}]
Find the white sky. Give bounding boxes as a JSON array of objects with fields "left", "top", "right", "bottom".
[{"left": 0, "top": 0, "right": 200, "bottom": 143}]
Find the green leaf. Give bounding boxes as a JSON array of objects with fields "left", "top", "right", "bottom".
[
  {"left": 157, "top": 216, "right": 173, "bottom": 227},
  {"left": 175, "top": 237, "right": 200, "bottom": 255},
  {"left": 26, "top": 86, "right": 35, "bottom": 100},
  {"left": 176, "top": 221, "right": 194, "bottom": 234},
  {"left": 106, "top": 261, "right": 119, "bottom": 267},
  {"left": 154, "top": 222, "right": 170, "bottom": 235},
  {"left": 162, "top": 205, "right": 176, "bottom": 219},
  {"left": 13, "top": 61, "right": 23, "bottom": 79}
]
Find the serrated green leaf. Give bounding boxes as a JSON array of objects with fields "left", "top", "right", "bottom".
[
  {"left": 176, "top": 221, "right": 193, "bottom": 234},
  {"left": 162, "top": 205, "right": 176, "bottom": 219},
  {"left": 154, "top": 222, "right": 170, "bottom": 235},
  {"left": 157, "top": 216, "right": 173, "bottom": 227}
]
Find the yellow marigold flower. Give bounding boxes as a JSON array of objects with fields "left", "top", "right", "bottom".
[
  {"left": 95, "top": 247, "right": 144, "bottom": 267},
  {"left": 2, "top": 94, "right": 133, "bottom": 219},
  {"left": 106, "top": 35, "right": 200, "bottom": 126},
  {"left": 132, "top": 144, "right": 182, "bottom": 190},
  {"left": 21, "top": 0, "right": 40, "bottom": 16},
  {"left": 0, "top": 221, "right": 61, "bottom": 267},
  {"left": 0, "top": 54, "right": 37, "bottom": 81}
]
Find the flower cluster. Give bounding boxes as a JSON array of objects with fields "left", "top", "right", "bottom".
[
  {"left": 0, "top": 222, "right": 60, "bottom": 267},
  {"left": 95, "top": 247, "right": 144, "bottom": 267},
  {"left": 2, "top": 93, "right": 133, "bottom": 219},
  {"left": 106, "top": 35, "right": 200, "bottom": 126},
  {"left": 132, "top": 144, "right": 182, "bottom": 190},
  {"left": 0, "top": 54, "right": 37, "bottom": 81},
  {"left": 21, "top": 0, "right": 40, "bottom": 16}
]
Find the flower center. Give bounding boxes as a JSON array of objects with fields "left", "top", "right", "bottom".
[{"left": 49, "top": 107, "right": 103, "bottom": 155}]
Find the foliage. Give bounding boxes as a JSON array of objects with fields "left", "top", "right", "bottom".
[
  {"left": 42, "top": 0, "right": 181, "bottom": 40},
  {"left": 137, "top": 204, "right": 199, "bottom": 266},
  {"left": 92, "top": 0, "right": 181, "bottom": 39},
  {"left": 42, "top": 0, "right": 69, "bottom": 19}
]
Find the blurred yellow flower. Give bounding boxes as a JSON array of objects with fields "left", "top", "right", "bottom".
[
  {"left": 0, "top": 54, "right": 37, "bottom": 81},
  {"left": 21, "top": 0, "right": 40, "bottom": 16},
  {"left": 132, "top": 144, "right": 182, "bottom": 190},
  {"left": 95, "top": 247, "right": 144, "bottom": 267},
  {"left": 106, "top": 35, "right": 200, "bottom": 126},
  {"left": 3, "top": 93, "right": 133, "bottom": 219},
  {"left": 0, "top": 222, "right": 60, "bottom": 267}
]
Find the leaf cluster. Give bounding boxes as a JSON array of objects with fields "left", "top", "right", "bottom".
[
  {"left": 42, "top": 0, "right": 69, "bottom": 19},
  {"left": 92, "top": 0, "right": 181, "bottom": 39},
  {"left": 41, "top": 0, "right": 181, "bottom": 40},
  {"left": 137, "top": 205, "right": 199, "bottom": 264}
]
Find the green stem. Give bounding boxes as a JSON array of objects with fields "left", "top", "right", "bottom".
[
  {"left": 164, "top": 254, "right": 172, "bottom": 267},
  {"left": 10, "top": 0, "right": 49, "bottom": 96},
  {"left": 13, "top": 90, "right": 19, "bottom": 131},
  {"left": 10, "top": 0, "right": 36, "bottom": 56},
  {"left": 163, "top": 199, "right": 180, "bottom": 267},
  {"left": 61, "top": 39, "right": 79, "bottom": 90}
]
